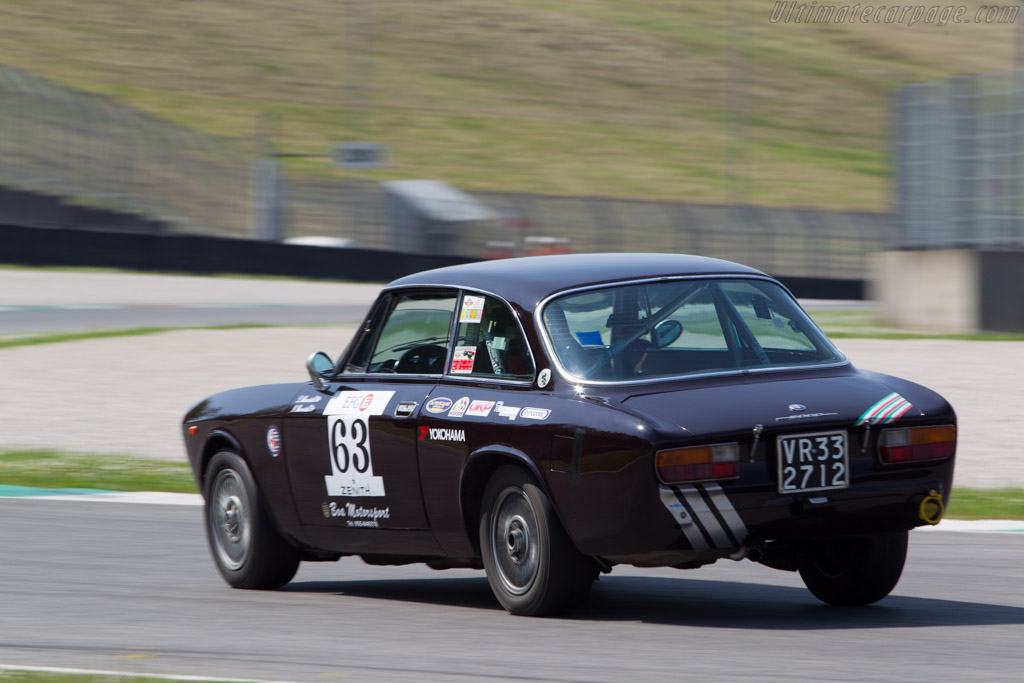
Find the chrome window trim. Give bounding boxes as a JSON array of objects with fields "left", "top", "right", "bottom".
[
  {"left": 374, "top": 283, "right": 538, "bottom": 385},
  {"left": 356, "top": 287, "right": 459, "bottom": 378},
  {"left": 534, "top": 274, "right": 850, "bottom": 387},
  {"left": 440, "top": 376, "right": 537, "bottom": 388}
]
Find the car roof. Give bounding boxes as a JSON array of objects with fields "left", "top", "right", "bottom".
[{"left": 386, "top": 253, "right": 768, "bottom": 306}]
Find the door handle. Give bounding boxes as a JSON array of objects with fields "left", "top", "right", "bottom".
[{"left": 394, "top": 401, "right": 418, "bottom": 418}]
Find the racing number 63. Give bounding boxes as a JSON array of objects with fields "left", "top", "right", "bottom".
[{"left": 330, "top": 417, "right": 371, "bottom": 474}]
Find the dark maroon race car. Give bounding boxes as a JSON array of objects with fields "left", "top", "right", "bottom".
[{"left": 182, "top": 253, "right": 956, "bottom": 616}]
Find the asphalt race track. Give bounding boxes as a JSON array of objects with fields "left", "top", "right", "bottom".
[
  {"left": 3, "top": 270, "right": 1023, "bottom": 681},
  {"left": 1, "top": 498, "right": 1022, "bottom": 682},
  {"left": 0, "top": 303, "right": 370, "bottom": 334}
]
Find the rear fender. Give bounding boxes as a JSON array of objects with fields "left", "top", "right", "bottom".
[{"left": 459, "top": 444, "right": 553, "bottom": 556}]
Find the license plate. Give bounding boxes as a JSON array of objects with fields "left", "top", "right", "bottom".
[{"left": 776, "top": 430, "right": 849, "bottom": 494}]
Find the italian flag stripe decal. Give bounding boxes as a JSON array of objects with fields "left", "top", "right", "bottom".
[{"left": 855, "top": 392, "right": 914, "bottom": 426}]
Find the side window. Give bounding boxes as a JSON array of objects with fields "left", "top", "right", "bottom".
[
  {"left": 451, "top": 294, "right": 534, "bottom": 380},
  {"left": 350, "top": 291, "right": 457, "bottom": 375},
  {"left": 721, "top": 282, "right": 816, "bottom": 351},
  {"left": 344, "top": 295, "right": 392, "bottom": 373}
]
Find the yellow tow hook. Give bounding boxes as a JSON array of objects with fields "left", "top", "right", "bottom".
[{"left": 919, "top": 490, "right": 945, "bottom": 525}]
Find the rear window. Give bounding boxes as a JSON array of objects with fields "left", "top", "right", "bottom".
[{"left": 542, "top": 278, "right": 844, "bottom": 382}]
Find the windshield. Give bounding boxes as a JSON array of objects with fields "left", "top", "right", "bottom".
[{"left": 541, "top": 278, "right": 845, "bottom": 382}]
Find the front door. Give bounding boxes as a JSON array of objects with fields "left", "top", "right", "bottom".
[
  {"left": 284, "top": 289, "right": 459, "bottom": 535},
  {"left": 284, "top": 381, "right": 431, "bottom": 530}
]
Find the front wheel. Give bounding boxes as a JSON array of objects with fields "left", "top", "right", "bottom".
[
  {"left": 204, "top": 451, "right": 300, "bottom": 589},
  {"left": 479, "top": 466, "right": 595, "bottom": 616},
  {"left": 798, "top": 530, "right": 908, "bottom": 606}
]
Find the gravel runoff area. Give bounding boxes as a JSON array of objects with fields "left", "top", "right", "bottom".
[{"left": 1, "top": 325, "right": 1021, "bottom": 489}]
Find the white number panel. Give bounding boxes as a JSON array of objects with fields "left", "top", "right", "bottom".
[{"left": 322, "top": 391, "right": 395, "bottom": 497}]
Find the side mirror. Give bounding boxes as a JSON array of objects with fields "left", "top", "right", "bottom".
[
  {"left": 654, "top": 319, "right": 683, "bottom": 347},
  {"left": 306, "top": 351, "right": 334, "bottom": 391}
]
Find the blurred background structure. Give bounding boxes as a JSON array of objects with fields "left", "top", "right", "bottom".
[
  {"left": 0, "top": 1, "right": 1021, "bottom": 309},
  {"left": 898, "top": 69, "right": 1024, "bottom": 249}
]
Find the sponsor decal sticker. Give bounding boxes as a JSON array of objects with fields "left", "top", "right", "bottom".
[
  {"left": 451, "top": 346, "right": 476, "bottom": 373},
  {"left": 466, "top": 400, "right": 495, "bottom": 417},
  {"left": 266, "top": 426, "right": 282, "bottom": 457},
  {"left": 425, "top": 397, "right": 454, "bottom": 414},
  {"left": 290, "top": 404, "right": 318, "bottom": 414},
  {"left": 855, "top": 392, "right": 913, "bottom": 426},
  {"left": 459, "top": 294, "right": 485, "bottom": 323},
  {"left": 321, "top": 501, "right": 391, "bottom": 528},
  {"left": 494, "top": 401, "right": 521, "bottom": 421},
  {"left": 419, "top": 426, "right": 466, "bottom": 442},
  {"left": 519, "top": 407, "right": 550, "bottom": 420},
  {"left": 295, "top": 394, "right": 322, "bottom": 404},
  {"left": 449, "top": 396, "right": 470, "bottom": 418},
  {"left": 322, "top": 390, "right": 396, "bottom": 497}
]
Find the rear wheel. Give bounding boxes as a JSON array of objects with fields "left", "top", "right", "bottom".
[
  {"left": 479, "top": 466, "right": 595, "bottom": 616},
  {"left": 798, "top": 530, "right": 908, "bottom": 606},
  {"left": 204, "top": 451, "right": 300, "bottom": 589}
]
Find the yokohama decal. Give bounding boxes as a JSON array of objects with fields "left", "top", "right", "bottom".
[
  {"left": 418, "top": 426, "right": 466, "bottom": 442},
  {"left": 855, "top": 392, "right": 913, "bottom": 426}
]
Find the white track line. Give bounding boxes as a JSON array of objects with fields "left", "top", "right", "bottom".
[
  {"left": 0, "top": 664, "right": 308, "bottom": 683},
  {"left": 2, "top": 489, "right": 1021, "bottom": 531},
  {"left": 916, "top": 519, "right": 1024, "bottom": 533},
  {"left": 6, "top": 491, "right": 202, "bottom": 506}
]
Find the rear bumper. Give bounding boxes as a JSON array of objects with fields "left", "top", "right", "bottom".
[{"left": 568, "top": 458, "right": 954, "bottom": 563}]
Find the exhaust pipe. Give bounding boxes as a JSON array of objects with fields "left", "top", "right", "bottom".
[{"left": 918, "top": 490, "right": 945, "bottom": 525}]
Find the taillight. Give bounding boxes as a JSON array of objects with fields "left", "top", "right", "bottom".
[
  {"left": 879, "top": 425, "right": 956, "bottom": 464},
  {"left": 656, "top": 443, "right": 740, "bottom": 484}
]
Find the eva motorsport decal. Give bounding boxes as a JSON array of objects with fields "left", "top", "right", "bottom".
[{"left": 854, "top": 392, "right": 913, "bottom": 426}]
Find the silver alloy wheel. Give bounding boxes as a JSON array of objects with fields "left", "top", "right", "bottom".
[
  {"left": 210, "top": 468, "right": 252, "bottom": 571},
  {"left": 490, "top": 486, "right": 540, "bottom": 596}
]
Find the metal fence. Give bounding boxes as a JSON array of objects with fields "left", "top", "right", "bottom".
[
  {"left": 0, "top": 64, "right": 894, "bottom": 281},
  {"left": 282, "top": 179, "right": 894, "bottom": 280},
  {"left": 897, "top": 69, "right": 1024, "bottom": 248}
]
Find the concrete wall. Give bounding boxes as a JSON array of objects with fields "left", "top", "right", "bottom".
[
  {"left": 0, "top": 223, "right": 475, "bottom": 283},
  {"left": 0, "top": 186, "right": 166, "bottom": 234},
  {"left": 873, "top": 249, "right": 1024, "bottom": 333}
]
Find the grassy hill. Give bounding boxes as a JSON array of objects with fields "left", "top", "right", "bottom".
[{"left": 0, "top": 0, "right": 1016, "bottom": 209}]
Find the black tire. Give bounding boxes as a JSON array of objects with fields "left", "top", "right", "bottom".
[
  {"left": 798, "top": 530, "right": 908, "bottom": 606},
  {"left": 204, "top": 450, "right": 300, "bottom": 590},
  {"left": 479, "top": 465, "right": 595, "bottom": 616}
]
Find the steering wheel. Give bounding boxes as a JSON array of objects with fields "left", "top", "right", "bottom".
[{"left": 395, "top": 344, "right": 447, "bottom": 374}]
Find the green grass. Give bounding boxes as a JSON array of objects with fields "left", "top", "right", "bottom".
[
  {"left": 0, "top": 449, "right": 197, "bottom": 494},
  {"left": 0, "top": 0, "right": 1016, "bottom": 208},
  {"left": 0, "top": 324, "right": 277, "bottom": 350},
  {"left": 0, "top": 671, "right": 238, "bottom": 683},
  {"left": 1, "top": 449, "right": 1021, "bottom": 520},
  {"left": 811, "top": 309, "right": 1024, "bottom": 341},
  {"left": 945, "top": 488, "right": 1024, "bottom": 521}
]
